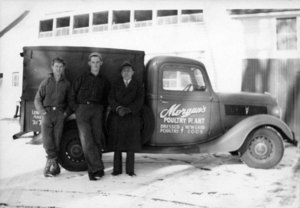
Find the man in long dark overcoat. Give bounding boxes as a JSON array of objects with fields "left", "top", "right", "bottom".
[{"left": 108, "top": 61, "right": 144, "bottom": 176}]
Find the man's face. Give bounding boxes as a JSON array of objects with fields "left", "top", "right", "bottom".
[
  {"left": 121, "top": 66, "right": 134, "bottom": 80},
  {"left": 89, "top": 56, "right": 102, "bottom": 75},
  {"left": 52, "top": 62, "right": 64, "bottom": 78}
]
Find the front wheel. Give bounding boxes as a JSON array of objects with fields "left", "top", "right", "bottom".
[
  {"left": 59, "top": 128, "right": 87, "bottom": 171},
  {"left": 239, "top": 127, "right": 284, "bottom": 169}
]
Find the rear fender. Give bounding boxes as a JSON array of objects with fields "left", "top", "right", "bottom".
[{"left": 200, "top": 115, "right": 293, "bottom": 153}]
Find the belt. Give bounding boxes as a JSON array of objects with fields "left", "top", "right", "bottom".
[
  {"left": 81, "top": 101, "right": 100, "bottom": 105},
  {"left": 45, "top": 106, "right": 61, "bottom": 111}
]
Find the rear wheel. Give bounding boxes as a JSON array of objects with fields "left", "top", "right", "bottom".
[
  {"left": 239, "top": 127, "right": 284, "bottom": 169},
  {"left": 59, "top": 128, "right": 87, "bottom": 171}
]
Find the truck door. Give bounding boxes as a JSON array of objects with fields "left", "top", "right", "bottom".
[{"left": 155, "top": 63, "right": 212, "bottom": 146}]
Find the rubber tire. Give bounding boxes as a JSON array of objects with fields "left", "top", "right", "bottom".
[
  {"left": 59, "top": 128, "right": 87, "bottom": 171},
  {"left": 239, "top": 127, "right": 284, "bottom": 169}
]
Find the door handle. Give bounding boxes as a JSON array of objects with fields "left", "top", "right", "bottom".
[
  {"left": 160, "top": 100, "right": 168, "bottom": 104},
  {"left": 159, "top": 95, "right": 168, "bottom": 104}
]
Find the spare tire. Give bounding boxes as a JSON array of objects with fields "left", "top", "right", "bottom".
[
  {"left": 59, "top": 121, "right": 87, "bottom": 171},
  {"left": 140, "top": 105, "right": 155, "bottom": 144}
]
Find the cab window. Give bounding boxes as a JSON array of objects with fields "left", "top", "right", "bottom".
[
  {"left": 193, "top": 67, "right": 206, "bottom": 90},
  {"left": 162, "top": 65, "right": 206, "bottom": 91}
]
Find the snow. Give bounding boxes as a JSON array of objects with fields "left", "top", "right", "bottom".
[{"left": 0, "top": 118, "right": 299, "bottom": 208}]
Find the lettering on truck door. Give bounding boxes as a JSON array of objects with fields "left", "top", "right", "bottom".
[{"left": 156, "top": 63, "right": 212, "bottom": 146}]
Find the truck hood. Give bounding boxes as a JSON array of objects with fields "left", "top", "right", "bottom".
[{"left": 216, "top": 91, "right": 275, "bottom": 106}]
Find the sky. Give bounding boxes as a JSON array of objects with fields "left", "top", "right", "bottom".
[{"left": 0, "top": 0, "right": 34, "bottom": 30}]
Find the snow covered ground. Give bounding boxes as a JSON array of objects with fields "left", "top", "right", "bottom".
[{"left": 0, "top": 118, "right": 299, "bottom": 208}]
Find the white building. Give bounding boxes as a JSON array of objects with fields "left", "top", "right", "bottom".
[{"left": 0, "top": 0, "right": 299, "bottom": 139}]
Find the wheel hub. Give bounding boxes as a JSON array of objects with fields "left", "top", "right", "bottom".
[
  {"left": 249, "top": 136, "right": 273, "bottom": 160},
  {"left": 70, "top": 144, "right": 83, "bottom": 158},
  {"left": 66, "top": 140, "right": 85, "bottom": 162},
  {"left": 254, "top": 142, "right": 268, "bottom": 156}
]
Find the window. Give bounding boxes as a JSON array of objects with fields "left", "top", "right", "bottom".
[
  {"left": 73, "top": 14, "right": 89, "bottom": 34},
  {"left": 181, "top": 10, "right": 203, "bottom": 23},
  {"left": 93, "top": 11, "right": 109, "bottom": 32},
  {"left": 163, "top": 71, "right": 192, "bottom": 91},
  {"left": 39, "top": 19, "right": 53, "bottom": 37},
  {"left": 162, "top": 66, "right": 206, "bottom": 91},
  {"left": 276, "top": 17, "right": 297, "bottom": 50},
  {"left": 93, "top": 11, "right": 108, "bottom": 25},
  {"left": 12, "top": 72, "right": 19, "bottom": 87},
  {"left": 157, "top": 10, "right": 178, "bottom": 25},
  {"left": 39, "top": 19, "right": 53, "bottom": 32},
  {"left": 56, "top": 17, "right": 70, "bottom": 36},
  {"left": 112, "top": 10, "right": 131, "bottom": 30},
  {"left": 57, "top": 17, "right": 70, "bottom": 28},
  {"left": 134, "top": 10, "right": 152, "bottom": 27},
  {"left": 193, "top": 68, "right": 205, "bottom": 88},
  {"left": 74, "top": 14, "right": 89, "bottom": 28}
]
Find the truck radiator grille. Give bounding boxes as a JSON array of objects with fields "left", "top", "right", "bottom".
[{"left": 225, "top": 105, "right": 267, "bottom": 116}]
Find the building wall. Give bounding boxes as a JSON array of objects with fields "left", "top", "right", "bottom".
[
  {"left": 236, "top": 13, "right": 300, "bottom": 141},
  {"left": 0, "top": 0, "right": 299, "bottom": 119},
  {"left": 242, "top": 59, "right": 300, "bottom": 141}
]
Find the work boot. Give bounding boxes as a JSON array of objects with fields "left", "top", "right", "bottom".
[
  {"left": 50, "top": 158, "right": 61, "bottom": 176},
  {"left": 43, "top": 159, "right": 53, "bottom": 177},
  {"left": 88, "top": 172, "right": 98, "bottom": 181},
  {"left": 88, "top": 170, "right": 105, "bottom": 181},
  {"left": 95, "top": 169, "right": 105, "bottom": 178}
]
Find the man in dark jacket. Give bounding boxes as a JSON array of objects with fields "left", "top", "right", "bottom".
[
  {"left": 34, "top": 57, "right": 71, "bottom": 177},
  {"left": 69, "top": 52, "right": 109, "bottom": 181},
  {"left": 108, "top": 61, "right": 144, "bottom": 176}
]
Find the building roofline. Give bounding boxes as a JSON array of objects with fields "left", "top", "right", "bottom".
[
  {"left": 229, "top": 9, "right": 300, "bottom": 18},
  {"left": 0, "top": 11, "right": 30, "bottom": 38}
]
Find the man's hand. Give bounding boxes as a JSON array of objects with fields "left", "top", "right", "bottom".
[
  {"left": 117, "top": 107, "right": 131, "bottom": 117},
  {"left": 122, "top": 107, "right": 131, "bottom": 115}
]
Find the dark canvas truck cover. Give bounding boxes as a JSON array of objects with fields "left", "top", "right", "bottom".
[{"left": 16, "top": 46, "right": 145, "bottom": 137}]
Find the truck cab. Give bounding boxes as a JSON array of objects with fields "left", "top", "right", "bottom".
[{"left": 146, "top": 56, "right": 223, "bottom": 146}]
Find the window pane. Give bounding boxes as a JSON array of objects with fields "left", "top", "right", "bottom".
[
  {"left": 181, "top": 10, "right": 203, "bottom": 23},
  {"left": 56, "top": 17, "right": 70, "bottom": 28},
  {"left": 135, "top": 10, "right": 152, "bottom": 21},
  {"left": 157, "top": 10, "right": 178, "bottom": 25},
  {"left": 162, "top": 66, "right": 206, "bottom": 91},
  {"left": 182, "top": 10, "right": 203, "bottom": 15},
  {"left": 12, "top": 72, "right": 19, "bottom": 87},
  {"left": 74, "top": 14, "right": 89, "bottom": 28},
  {"left": 39, "top": 19, "right": 53, "bottom": 32},
  {"left": 163, "top": 70, "right": 192, "bottom": 91},
  {"left": 157, "top": 10, "right": 177, "bottom": 17},
  {"left": 193, "top": 68, "right": 206, "bottom": 90},
  {"left": 276, "top": 17, "right": 297, "bottom": 50},
  {"left": 113, "top": 10, "right": 130, "bottom": 24},
  {"left": 93, "top": 11, "right": 108, "bottom": 25}
]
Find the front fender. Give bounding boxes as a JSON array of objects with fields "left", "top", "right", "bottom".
[{"left": 200, "top": 115, "right": 294, "bottom": 154}]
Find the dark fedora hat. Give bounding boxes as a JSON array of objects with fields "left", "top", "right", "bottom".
[{"left": 120, "top": 60, "right": 134, "bottom": 71}]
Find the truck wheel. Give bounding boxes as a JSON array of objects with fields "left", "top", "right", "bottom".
[
  {"left": 59, "top": 128, "right": 87, "bottom": 171},
  {"left": 239, "top": 127, "right": 284, "bottom": 169}
]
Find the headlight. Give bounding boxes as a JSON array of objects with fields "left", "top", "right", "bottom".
[
  {"left": 265, "top": 92, "right": 282, "bottom": 119},
  {"left": 271, "top": 105, "right": 281, "bottom": 119}
]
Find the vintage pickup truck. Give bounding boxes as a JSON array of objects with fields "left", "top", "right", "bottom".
[{"left": 14, "top": 46, "right": 295, "bottom": 171}]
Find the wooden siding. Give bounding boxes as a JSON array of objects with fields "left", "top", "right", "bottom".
[{"left": 242, "top": 59, "right": 300, "bottom": 142}]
